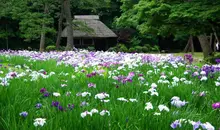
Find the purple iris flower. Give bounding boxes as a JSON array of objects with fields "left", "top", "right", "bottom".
[
  {"left": 91, "top": 71, "right": 97, "bottom": 76},
  {"left": 127, "top": 72, "right": 135, "bottom": 79},
  {"left": 193, "top": 121, "right": 201, "bottom": 130},
  {"left": 58, "top": 106, "right": 64, "bottom": 111},
  {"left": 11, "top": 72, "right": 17, "bottom": 77},
  {"left": 88, "top": 83, "right": 96, "bottom": 88},
  {"left": 52, "top": 101, "right": 60, "bottom": 107},
  {"left": 40, "top": 88, "right": 46, "bottom": 93},
  {"left": 184, "top": 54, "right": 193, "bottom": 64},
  {"left": 80, "top": 101, "right": 88, "bottom": 107},
  {"left": 138, "top": 74, "right": 143, "bottom": 77},
  {"left": 212, "top": 102, "right": 220, "bottom": 109},
  {"left": 43, "top": 92, "right": 50, "bottom": 97},
  {"left": 35, "top": 103, "right": 42, "bottom": 109},
  {"left": 19, "top": 111, "right": 28, "bottom": 117},
  {"left": 216, "top": 59, "right": 220, "bottom": 64},
  {"left": 171, "top": 120, "right": 181, "bottom": 129},
  {"left": 86, "top": 74, "right": 92, "bottom": 78},
  {"left": 199, "top": 91, "right": 206, "bottom": 97},
  {"left": 43, "top": 71, "right": 47, "bottom": 75},
  {"left": 81, "top": 69, "right": 86, "bottom": 73},
  {"left": 68, "top": 104, "right": 74, "bottom": 110}
]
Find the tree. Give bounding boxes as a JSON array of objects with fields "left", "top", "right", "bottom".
[
  {"left": 63, "top": 0, "right": 73, "bottom": 51},
  {"left": 0, "top": 0, "right": 118, "bottom": 51},
  {"left": 55, "top": 0, "right": 64, "bottom": 49},
  {"left": 116, "top": 0, "right": 220, "bottom": 58},
  {"left": 0, "top": 0, "right": 57, "bottom": 51}
]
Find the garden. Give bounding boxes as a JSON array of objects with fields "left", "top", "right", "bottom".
[
  {"left": 1, "top": 0, "right": 220, "bottom": 130},
  {"left": 0, "top": 50, "right": 219, "bottom": 130}
]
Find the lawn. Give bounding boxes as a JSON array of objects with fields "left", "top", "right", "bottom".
[
  {"left": 173, "top": 52, "right": 204, "bottom": 58},
  {"left": 0, "top": 50, "right": 219, "bottom": 130}
]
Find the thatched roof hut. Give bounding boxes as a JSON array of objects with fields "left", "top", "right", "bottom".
[
  {"left": 61, "top": 15, "right": 117, "bottom": 50},
  {"left": 61, "top": 15, "right": 117, "bottom": 38}
]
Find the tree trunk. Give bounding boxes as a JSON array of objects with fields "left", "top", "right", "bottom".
[
  {"left": 183, "top": 35, "right": 193, "bottom": 53},
  {"left": 214, "top": 39, "right": 217, "bottom": 52},
  {"left": 56, "top": 0, "right": 64, "bottom": 49},
  {"left": 39, "top": 4, "right": 48, "bottom": 52},
  {"left": 64, "top": 0, "right": 73, "bottom": 51},
  {"left": 40, "top": 24, "right": 46, "bottom": 52},
  {"left": 183, "top": 38, "right": 190, "bottom": 52},
  {"left": 212, "top": 26, "right": 220, "bottom": 44},
  {"left": 190, "top": 35, "right": 194, "bottom": 54},
  {"left": 197, "top": 34, "right": 213, "bottom": 58}
]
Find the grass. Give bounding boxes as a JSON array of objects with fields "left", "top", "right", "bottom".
[
  {"left": 0, "top": 53, "right": 219, "bottom": 130},
  {"left": 173, "top": 52, "right": 204, "bottom": 59},
  {"left": 173, "top": 52, "right": 220, "bottom": 59}
]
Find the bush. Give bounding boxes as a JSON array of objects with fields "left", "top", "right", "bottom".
[
  {"left": 108, "top": 44, "right": 129, "bottom": 52},
  {"left": 144, "top": 44, "right": 151, "bottom": 49},
  {"left": 46, "top": 45, "right": 56, "bottom": 51},
  {"left": 151, "top": 45, "right": 160, "bottom": 52},
  {"left": 129, "top": 47, "right": 136, "bottom": 53},
  {"left": 134, "top": 46, "right": 143, "bottom": 53},
  {"left": 118, "top": 44, "right": 128, "bottom": 52},
  {"left": 57, "top": 46, "right": 65, "bottom": 51},
  {"left": 142, "top": 46, "right": 150, "bottom": 53},
  {"left": 130, "top": 37, "right": 141, "bottom": 46}
]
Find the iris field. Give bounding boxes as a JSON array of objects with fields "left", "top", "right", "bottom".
[{"left": 0, "top": 50, "right": 219, "bottom": 130}]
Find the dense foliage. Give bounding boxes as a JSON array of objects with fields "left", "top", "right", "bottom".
[
  {"left": 0, "top": 0, "right": 120, "bottom": 50},
  {"left": 115, "top": 0, "right": 220, "bottom": 57},
  {"left": 116, "top": 0, "right": 220, "bottom": 38},
  {"left": 0, "top": 0, "right": 220, "bottom": 56}
]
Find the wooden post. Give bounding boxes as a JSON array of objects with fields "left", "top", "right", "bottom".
[
  {"left": 92, "top": 39, "right": 95, "bottom": 45},
  {"left": 82, "top": 38, "right": 84, "bottom": 48},
  {"left": 105, "top": 39, "right": 108, "bottom": 51}
]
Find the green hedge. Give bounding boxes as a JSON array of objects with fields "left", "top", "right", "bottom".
[{"left": 46, "top": 45, "right": 56, "bottom": 51}]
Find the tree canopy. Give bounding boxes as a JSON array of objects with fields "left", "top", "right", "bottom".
[
  {"left": 115, "top": 0, "right": 220, "bottom": 57},
  {"left": 116, "top": 0, "right": 220, "bottom": 37},
  {"left": 0, "top": 0, "right": 119, "bottom": 50}
]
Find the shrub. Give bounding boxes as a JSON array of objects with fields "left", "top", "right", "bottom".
[
  {"left": 134, "top": 46, "right": 143, "bottom": 53},
  {"left": 130, "top": 37, "right": 141, "bottom": 46},
  {"left": 151, "top": 45, "right": 160, "bottom": 52},
  {"left": 118, "top": 44, "right": 128, "bottom": 52},
  {"left": 144, "top": 44, "right": 151, "bottom": 49},
  {"left": 57, "top": 46, "right": 65, "bottom": 51},
  {"left": 142, "top": 46, "right": 150, "bottom": 53},
  {"left": 46, "top": 45, "right": 56, "bottom": 51},
  {"left": 108, "top": 44, "right": 129, "bottom": 52},
  {"left": 129, "top": 47, "right": 136, "bottom": 53}
]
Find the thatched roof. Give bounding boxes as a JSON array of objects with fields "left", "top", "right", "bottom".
[{"left": 61, "top": 15, "right": 117, "bottom": 38}]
